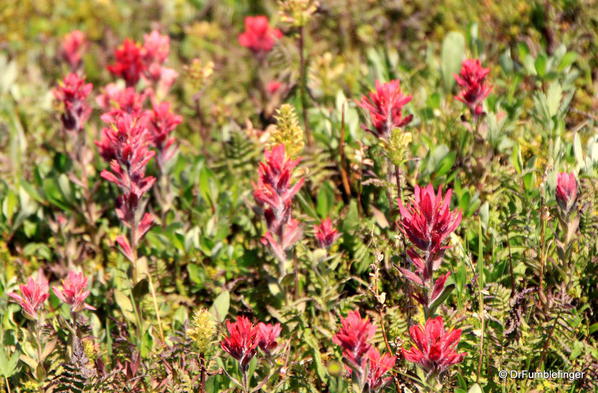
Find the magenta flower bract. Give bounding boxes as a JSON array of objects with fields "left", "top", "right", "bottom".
[
  {"left": 53, "top": 271, "right": 95, "bottom": 313},
  {"left": 108, "top": 39, "right": 146, "bottom": 87},
  {"left": 96, "top": 112, "right": 156, "bottom": 257},
  {"left": 314, "top": 218, "right": 341, "bottom": 248},
  {"left": 556, "top": 172, "right": 578, "bottom": 214},
  {"left": 266, "top": 80, "right": 284, "bottom": 95},
  {"left": 364, "top": 347, "right": 396, "bottom": 392},
  {"left": 53, "top": 73, "right": 93, "bottom": 133},
  {"left": 402, "top": 316, "right": 465, "bottom": 375},
  {"left": 97, "top": 84, "right": 147, "bottom": 117},
  {"left": 254, "top": 144, "right": 304, "bottom": 262},
  {"left": 221, "top": 316, "right": 259, "bottom": 371},
  {"left": 397, "top": 184, "right": 462, "bottom": 255},
  {"left": 332, "top": 310, "right": 376, "bottom": 366},
  {"left": 8, "top": 271, "right": 49, "bottom": 320},
  {"left": 454, "top": 59, "right": 491, "bottom": 118},
  {"left": 142, "top": 31, "right": 171, "bottom": 83},
  {"left": 148, "top": 101, "right": 182, "bottom": 168},
  {"left": 238, "top": 16, "right": 283, "bottom": 55},
  {"left": 356, "top": 80, "right": 413, "bottom": 138},
  {"left": 61, "top": 30, "right": 87, "bottom": 70},
  {"left": 256, "top": 322, "right": 282, "bottom": 355}
]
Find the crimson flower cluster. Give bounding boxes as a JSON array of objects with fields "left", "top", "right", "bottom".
[
  {"left": 53, "top": 73, "right": 93, "bottom": 133},
  {"left": 108, "top": 39, "right": 146, "bottom": 87},
  {"left": 402, "top": 317, "right": 465, "bottom": 375},
  {"left": 9, "top": 270, "right": 94, "bottom": 320},
  {"left": 397, "top": 184, "right": 462, "bottom": 309},
  {"left": 238, "top": 16, "right": 283, "bottom": 55},
  {"left": 454, "top": 58, "right": 491, "bottom": 118},
  {"left": 314, "top": 218, "right": 341, "bottom": 249},
  {"left": 61, "top": 30, "right": 87, "bottom": 70},
  {"left": 253, "top": 144, "right": 304, "bottom": 264},
  {"left": 108, "top": 31, "right": 177, "bottom": 91},
  {"left": 53, "top": 271, "right": 95, "bottom": 313},
  {"left": 95, "top": 112, "right": 156, "bottom": 261},
  {"left": 221, "top": 316, "right": 281, "bottom": 371},
  {"left": 332, "top": 310, "right": 396, "bottom": 392},
  {"left": 556, "top": 172, "right": 578, "bottom": 215},
  {"left": 356, "top": 80, "right": 413, "bottom": 139},
  {"left": 97, "top": 84, "right": 147, "bottom": 117},
  {"left": 8, "top": 271, "right": 49, "bottom": 320}
]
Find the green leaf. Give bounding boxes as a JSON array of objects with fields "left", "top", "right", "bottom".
[
  {"left": 209, "top": 291, "right": 230, "bottom": 322},
  {"left": 468, "top": 383, "right": 483, "bottom": 393},
  {"left": 546, "top": 82, "right": 562, "bottom": 117},
  {"left": 0, "top": 346, "right": 20, "bottom": 378},
  {"left": 187, "top": 263, "right": 203, "bottom": 285},
  {"left": 428, "top": 284, "right": 455, "bottom": 316},
  {"left": 441, "top": 31, "right": 465, "bottom": 90},
  {"left": 2, "top": 189, "right": 18, "bottom": 223},
  {"left": 132, "top": 278, "right": 149, "bottom": 300},
  {"left": 114, "top": 290, "right": 136, "bottom": 323}
]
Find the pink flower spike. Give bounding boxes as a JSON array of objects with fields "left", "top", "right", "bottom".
[
  {"left": 53, "top": 271, "right": 95, "bottom": 313},
  {"left": 61, "top": 30, "right": 87, "bottom": 70},
  {"left": 356, "top": 80, "right": 413, "bottom": 138},
  {"left": 148, "top": 101, "right": 182, "bottom": 164},
  {"left": 397, "top": 184, "right": 462, "bottom": 255},
  {"left": 314, "top": 218, "right": 341, "bottom": 248},
  {"left": 365, "top": 347, "right": 396, "bottom": 392},
  {"left": 556, "top": 172, "right": 578, "bottom": 214},
  {"left": 53, "top": 73, "right": 93, "bottom": 133},
  {"left": 238, "top": 16, "right": 283, "bottom": 55},
  {"left": 333, "top": 310, "right": 376, "bottom": 366},
  {"left": 256, "top": 322, "right": 281, "bottom": 354},
  {"left": 142, "top": 30, "right": 170, "bottom": 66},
  {"left": 454, "top": 58, "right": 491, "bottom": 118},
  {"left": 8, "top": 270, "right": 49, "bottom": 320},
  {"left": 402, "top": 316, "right": 465, "bottom": 375},
  {"left": 221, "top": 316, "right": 259, "bottom": 371}
]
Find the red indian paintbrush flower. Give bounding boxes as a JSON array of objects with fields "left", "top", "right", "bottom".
[
  {"left": 53, "top": 271, "right": 95, "bottom": 313},
  {"left": 254, "top": 144, "right": 304, "bottom": 262},
  {"left": 61, "top": 30, "right": 87, "bottom": 70},
  {"left": 96, "top": 112, "right": 156, "bottom": 259},
  {"left": 333, "top": 310, "right": 376, "bottom": 366},
  {"left": 54, "top": 73, "right": 93, "bottom": 133},
  {"left": 364, "top": 347, "right": 396, "bottom": 392},
  {"left": 356, "top": 80, "right": 413, "bottom": 138},
  {"left": 108, "top": 39, "right": 146, "bottom": 87},
  {"left": 402, "top": 316, "right": 465, "bottom": 375},
  {"left": 221, "top": 316, "right": 259, "bottom": 370},
  {"left": 8, "top": 271, "right": 49, "bottom": 320},
  {"left": 397, "top": 184, "right": 462, "bottom": 255},
  {"left": 454, "top": 59, "right": 491, "bottom": 118},
  {"left": 556, "top": 172, "right": 578, "bottom": 214},
  {"left": 256, "top": 322, "right": 281, "bottom": 355},
  {"left": 238, "top": 16, "right": 283, "bottom": 55},
  {"left": 266, "top": 80, "right": 284, "bottom": 95},
  {"left": 142, "top": 30, "right": 172, "bottom": 83},
  {"left": 314, "top": 218, "right": 341, "bottom": 248},
  {"left": 97, "top": 84, "right": 147, "bottom": 117},
  {"left": 148, "top": 101, "right": 182, "bottom": 169}
]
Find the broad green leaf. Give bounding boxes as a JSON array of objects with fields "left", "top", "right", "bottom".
[
  {"left": 209, "top": 291, "right": 230, "bottom": 322},
  {"left": 468, "top": 383, "right": 483, "bottom": 393},
  {"left": 441, "top": 31, "right": 465, "bottom": 90}
]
